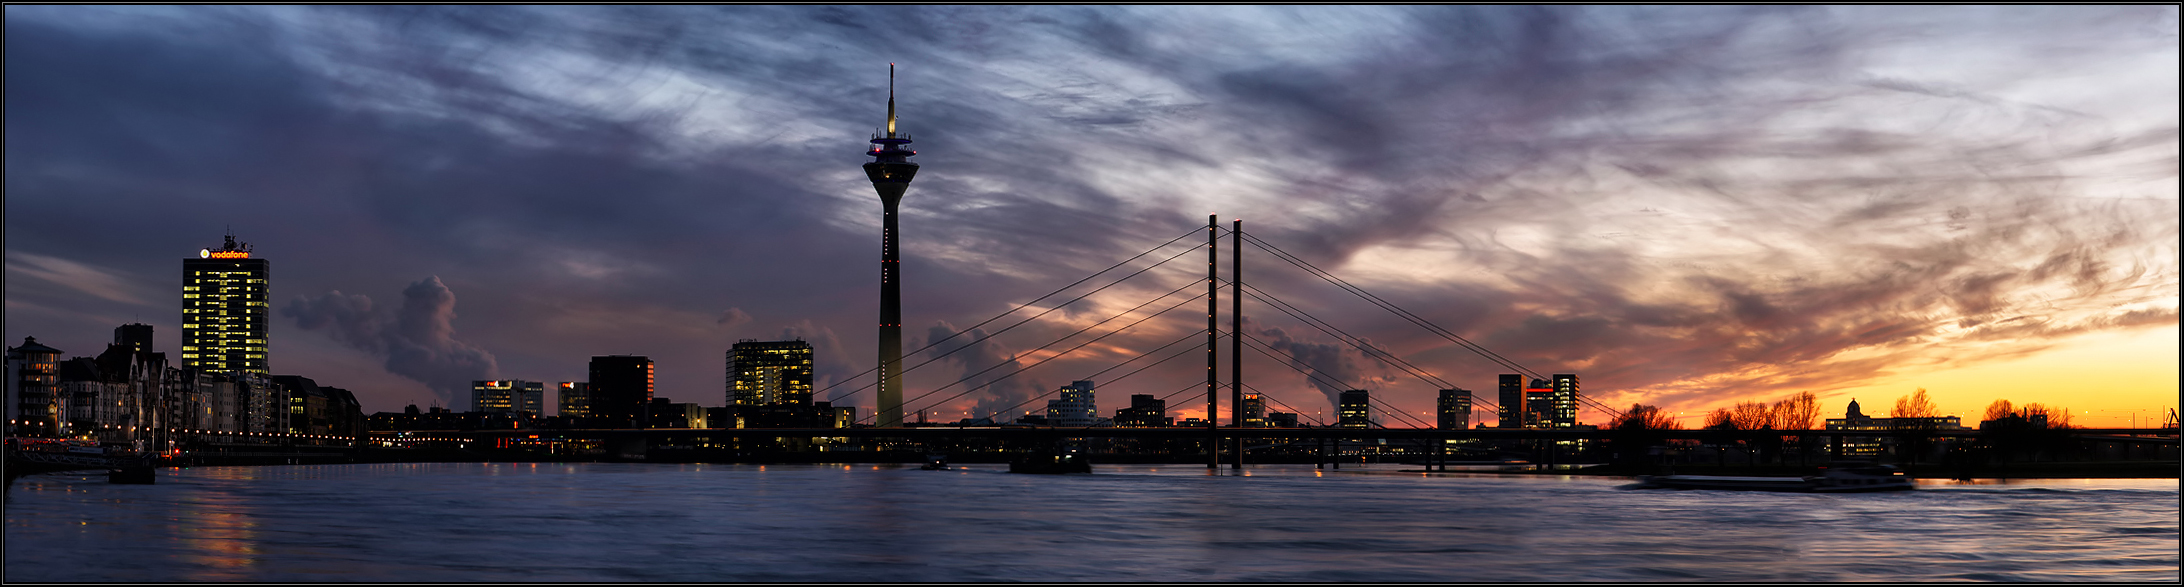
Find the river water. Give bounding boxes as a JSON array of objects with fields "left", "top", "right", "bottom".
[{"left": 4, "top": 463, "right": 2176, "bottom": 582}]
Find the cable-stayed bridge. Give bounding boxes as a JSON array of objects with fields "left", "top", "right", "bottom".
[{"left": 443, "top": 217, "right": 2179, "bottom": 468}]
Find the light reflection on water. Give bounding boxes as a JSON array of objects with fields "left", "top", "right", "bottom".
[{"left": 4, "top": 463, "right": 2176, "bottom": 582}]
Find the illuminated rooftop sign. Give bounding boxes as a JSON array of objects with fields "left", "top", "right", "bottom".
[{"left": 198, "top": 248, "right": 250, "bottom": 259}]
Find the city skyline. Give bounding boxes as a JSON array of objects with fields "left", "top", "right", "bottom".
[{"left": 6, "top": 6, "right": 2177, "bottom": 427}]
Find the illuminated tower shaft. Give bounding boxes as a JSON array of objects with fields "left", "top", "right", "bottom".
[{"left": 864, "top": 65, "right": 918, "bottom": 428}]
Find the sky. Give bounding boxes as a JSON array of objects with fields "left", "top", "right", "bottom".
[{"left": 6, "top": 6, "right": 2177, "bottom": 428}]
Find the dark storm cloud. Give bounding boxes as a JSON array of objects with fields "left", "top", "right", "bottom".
[
  {"left": 1256, "top": 325, "right": 1404, "bottom": 411},
  {"left": 6, "top": 6, "right": 2174, "bottom": 418},
  {"left": 918, "top": 321, "right": 1048, "bottom": 422},
  {"left": 284, "top": 276, "right": 499, "bottom": 403}
]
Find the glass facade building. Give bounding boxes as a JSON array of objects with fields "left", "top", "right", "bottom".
[
  {"left": 472, "top": 380, "right": 545, "bottom": 416},
  {"left": 728, "top": 340, "right": 815, "bottom": 407},
  {"left": 183, "top": 234, "right": 269, "bottom": 374},
  {"left": 1437, "top": 388, "right": 1472, "bottom": 430}
]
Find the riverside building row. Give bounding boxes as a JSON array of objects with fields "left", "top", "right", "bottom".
[{"left": 7, "top": 235, "right": 363, "bottom": 446}]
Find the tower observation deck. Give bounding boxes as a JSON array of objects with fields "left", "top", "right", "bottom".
[{"left": 864, "top": 64, "right": 918, "bottom": 428}]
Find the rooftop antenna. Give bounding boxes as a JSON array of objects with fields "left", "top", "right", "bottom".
[{"left": 886, "top": 63, "right": 898, "bottom": 138}]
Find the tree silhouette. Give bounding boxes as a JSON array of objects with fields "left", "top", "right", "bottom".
[
  {"left": 1607, "top": 404, "right": 1681, "bottom": 470},
  {"left": 1771, "top": 392, "right": 1819, "bottom": 430},
  {"left": 1891, "top": 388, "right": 1940, "bottom": 463},
  {"left": 1609, "top": 404, "right": 1680, "bottom": 430},
  {"left": 1892, "top": 388, "right": 1937, "bottom": 418}
]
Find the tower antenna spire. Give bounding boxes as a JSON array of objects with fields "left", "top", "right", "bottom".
[
  {"left": 886, "top": 63, "right": 897, "bottom": 137},
  {"left": 864, "top": 63, "right": 919, "bottom": 428}
]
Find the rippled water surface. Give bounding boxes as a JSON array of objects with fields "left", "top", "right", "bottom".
[{"left": 5, "top": 463, "right": 2177, "bottom": 581}]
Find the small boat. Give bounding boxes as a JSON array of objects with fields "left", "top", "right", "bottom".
[
  {"left": 1633, "top": 464, "right": 1914, "bottom": 493},
  {"left": 1008, "top": 453, "right": 1091, "bottom": 474},
  {"left": 920, "top": 454, "right": 950, "bottom": 470},
  {"left": 108, "top": 465, "right": 156, "bottom": 484}
]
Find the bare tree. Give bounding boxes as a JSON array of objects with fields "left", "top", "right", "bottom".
[
  {"left": 1729, "top": 401, "right": 1772, "bottom": 430},
  {"left": 1891, "top": 388, "right": 1941, "bottom": 464},
  {"left": 1703, "top": 408, "right": 1734, "bottom": 429},
  {"left": 1983, "top": 399, "right": 2016, "bottom": 424},
  {"left": 2018, "top": 402, "right": 2074, "bottom": 429},
  {"left": 1892, "top": 388, "right": 1937, "bottom": 418},
  {"left": 1610, "top": 404, "right": 1681, "bottom": 430},
  {"left": 1771, "top": 392, "right": 1819, "bottom": 430}
]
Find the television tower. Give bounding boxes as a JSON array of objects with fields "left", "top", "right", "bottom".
[{"left": 865, "top": 64, "right": 918, "bottom": 428}]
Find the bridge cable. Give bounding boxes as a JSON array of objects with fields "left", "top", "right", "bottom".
[
  {"left": 1231, "top": 331, "right": 1437, "bottom": 430},
  {"left": 1238, "top": 233, "right": 1621, "bottom": 420},
  {"left": 903, "top": 284, "right": 1210, "bottom": 420},
  {"left": 1238, "top": 285, "right": 1500, "bottom": 412},
  {"left": 823, "top": 227, "right": 1208, "bottom": 405},
  {"left": 1236, "top": 382, "right": 1327, "bottom": 427},
  {"left": 1244, "top": 234, "right": 1636, "bottom": 419},
  {"left": 979, "top": 331, "right": 1217, "bottom": 425},
  {"left": 1239, "top": 232, "right": 1540, "bottom": 378}
]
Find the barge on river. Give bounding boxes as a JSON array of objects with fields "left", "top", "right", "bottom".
[{"left": 1632, "top": 464, "right": 1914, "bottom": 493}]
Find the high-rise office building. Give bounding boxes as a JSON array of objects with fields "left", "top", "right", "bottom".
[
  {"left": 589, "top": 356, "right": 654, "bottom": 428},
  {"left": 557, "top": 382, "right": 589, "bottom": 418},
  {"left": 1497, "top": 374, "right": 1524, "bottom": 428},
  {"left": 1240, "top": 392, "right": 1266, "bottom": 427},
  {"left": 1438, "top": 388, "right": 1473, "bottom": 430},
  {"left": 183, "top": 233, "right": 270, "bottom": 374},
  {"left": 1523, "top": 378, "right": 1555, "bottom": 429},
  {"left": 1338, "top": 389, "right": 1372, "bottom": 429},
  {"left": 1550, "top": 373, "right": 1579, "bottom": 428},
  {"left": 1045, "top": 380, "right": 1097, "bottom": 427},
  {"left": 728, "top": 340, "right": 815, "bottom": 407},
  {"left": 865, "top": 65, "right": 920, "bottom": 428},
  {"left": 472, "top": 380, "right": 545, "bottom": 416}
]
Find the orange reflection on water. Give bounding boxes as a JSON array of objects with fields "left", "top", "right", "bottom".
[{"left": 176, "top": 501, "right": 261, "bottom": 581}]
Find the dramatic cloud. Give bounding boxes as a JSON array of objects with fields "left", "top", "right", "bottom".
[
  {"left": 284, "top": 276, "right": 499, "bottom": 403},
  {"left": 918, "top": 321, "right": 1050, "bottom": 423},
  {"left": 6, "top": 6, "right": 2174, "bottom": 420}
]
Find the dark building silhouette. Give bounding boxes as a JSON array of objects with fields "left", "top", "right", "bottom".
[
  {"left": 367, "top": 405, "right": 525, "bottom": 432},
  {"left": 557, "top": 381, "right": 589, "bottom": 418},
  {"left": 1438, "top": 388, "right": 1473, "bottom": 430},
  {"left": 1338, "top": 389, "right": 1372, "bottom": 429},
  {"left": 1115, "top": 394, "right": 1171, "bottom": 427},
  {"left": 865, "top": 65, "right": 919, "bottom": 428},
  {"left": 649, "top": 398, "right": 705, "bottom": 428},
  {"left": 1498, "top": 374, "right": 1525, "bottom": 428},
  {"left": 589, "top": 355, "right": 654, "bottom": 428},
  {"left": 183, "top": 233, "right": 270, "bottom": 374},
  {"left": 271, "top": 375, "right": 363, "bottom": 437},
  {"left": 114, "top": 323, "right": 154, "bottom": 354}
]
